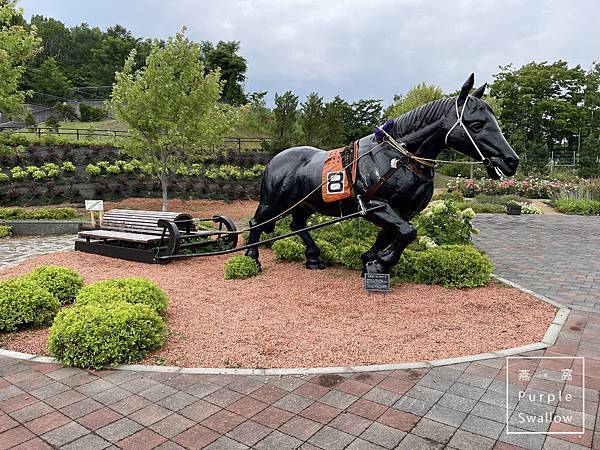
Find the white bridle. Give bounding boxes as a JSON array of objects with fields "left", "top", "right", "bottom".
[{"left": 444, "top": 95, "right": 506, "bottom": 178}]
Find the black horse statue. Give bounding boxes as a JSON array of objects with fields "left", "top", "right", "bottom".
[{"left": 245, "top": 74, "right": 519, "bottom": 274}]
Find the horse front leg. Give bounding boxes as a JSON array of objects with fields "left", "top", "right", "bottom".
[
  {"left": 363, "top": 200, "right": 417, "bottom": 274},
  {"left": 291, "top": 208, "right": 325, "bottom": 270},
  {"left": 361, "top": 229, "right": 394, "bottom": 275}
]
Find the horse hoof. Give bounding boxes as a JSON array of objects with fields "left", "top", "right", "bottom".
[
  {"left": 306, "top": 258, "right": 325, "bottom": 270},
  {"left": 365, "top": 260, "right": 386, "bottom": 274}
]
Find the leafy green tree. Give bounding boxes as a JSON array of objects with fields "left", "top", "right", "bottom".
[
  {"left": 239, "top": 91, "right": 272, "bottom": 135},
  {"left": 27, "top": 57, "right": 71, "bottom": 98},
  {"left": 385, "top": 82, "right": 445, "bottom": 118},
  {"left": 490, "top": 61, "right": 587, "bottom": 155},
  {"left": 321, "top": 95, "right": 352, "bottom": 148},
  {"left": 201, "top": 41, "right": 247, "bottom": 105},
  {"left": 300, "top": 92, "right": 324, "bottom": 146},
  {"left": 88, "top": 25, "right": 141, "bottom": 86},
  {"left": 578, "top": 132, "right": 600, "bottom": 178},
  {"left": 346, "top": 99, "right": 382, "bottom": 141},
  {"left": 112, "top": 29, "right": 235, "bottom": 211},
  {"left": 268, "top": 90, "right": 299, "bottom": 152},
  {"left": 53, "top": 101, "right": 77, "bottom": 121},
  {"left": 0, "top": 0, "right": 40, "bottom": 117}
]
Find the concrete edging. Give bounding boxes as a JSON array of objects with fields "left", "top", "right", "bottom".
[
  {"left": 0, "top": 273, "right": 570, "bottom": 376},
  {"left": 4, "top": 220, "right": 82, "bottom": 236}
]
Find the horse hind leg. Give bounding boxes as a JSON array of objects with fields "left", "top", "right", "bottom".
[{"left": 290, "top": 208, "right": 325, "bottom": 270}]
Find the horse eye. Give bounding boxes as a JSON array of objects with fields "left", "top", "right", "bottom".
[{"left": 471, "top": 122, "right": 483, "bottom": 132}]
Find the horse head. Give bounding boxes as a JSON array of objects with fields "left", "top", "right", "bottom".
[{"left": 445, "top": 74, "right": 519, "bottom": 179}]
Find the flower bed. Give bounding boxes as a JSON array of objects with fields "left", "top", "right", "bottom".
[{"left": 447, "top": 175, "right": 578, "bottom": 198}]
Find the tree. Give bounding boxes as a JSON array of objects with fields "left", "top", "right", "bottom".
[
  {"left": 578, "top": 132, "right": 600, "bottom": 178},
  {"left": 0, "top": 0, "right": 40, "bottom": 117},
  {"left": 384, "top": 82, "right": 445, "bottom": 119},
  {"left": 112, "top": 29, "right": 234, "bottom": 211},
  {"left": 239, "top": 91, "right": 272, "bottom": 135},
  {"left": 27, "top": 57, "right": 71, "bottom": 98},
  {"left": 321, "top": 95, "right": 353, "bottom": 148},
  {"left": 268, "top": 90, "right": 299, "bottom": 152},
  {"left": 346, "top": 99, "right": 382, "bottom": 141},
  {"left": 300, "top": 92, "right": 323, "bottom": 146},
  {"left": 201, "top": 41, "right": 247, "bottom": 105}
]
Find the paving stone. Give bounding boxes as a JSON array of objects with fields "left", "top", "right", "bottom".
[
  {"left": 437, "top": 392, "right": 478, "bottom": 414},
  {"left": 108, "top": 395, "right": 151, "bottom": 416},
  {"left": 448, "top": 382, "right": 486, "bottom": 401},
  {"left": 179, "top": 400, "right": 221, "bottom": 422},
  {"left": 149, "top": 413, "right": 195, "bottom": 438},
  {"left": 360, "top": 421, "right": 406, "bottom": 449},
  {"left": 406, "top": 385, "right": 445, "bottom": 403},
  {"left": 424, "top": 404, "right": 467, "bottom": 428},
  {"left": 319, "top": 389, "right": 358, "bottom": 409},
  {"left": 299, "top": 402, "right": 341, "bottom": 424},
  {"left": 91, "top": 387, "right": 131, "bottom": 406},
  {"left": 274, "top": 393, "right": 314, "bottom": 414},
  {"left": 411, "top": 418, "right": 456, "bottom": 445},
  {"left": 498, "top": 425, "right": 545, "bottom": 450},
  {"left": 460, "top": 414, "right": 504, "bottom": 440},
  {"left": 74, "top": 379, "right": 114, "bottom": 396},
  {"left": 447, "top": 429, "right": 495, "bottom": 450},
  {"left": 393, "top": 396, "right": 434, "bottom": 416},
  {"left": 226, "top": 396, "right": 268, "bottom": 418},
  {"left": 377, "top": 408, "right": 420, "bottom": 432},
  {"left": 201, "top": 409, "right": 246, "bottom": 434},
  {"left": 307, "top": 425, "right": 354, "bottom": 450},
  {"left": 226, "top": 420, "right": 271, "bottom": 446},
  {"left": 128, "top": 404, "right": 172, "bottom": 426},
  {"left": 328, "top": 412, "right": 372, "bottom": 436},
  {"left": 172, "top": 424, "right": 220, "bottom": 449},
  {"left": 252, "top": 406, "right": 293, "bottom": 429},
  {"left": 362, "top": 387, "right": 402, "bottom": 406},
  {"left": 416, "top": 375, "right": 454, "bottom": 392},
  {"left": 59, "top": 398, "right": 103, "bottom": 420},
  {"left": 29, "top": 382, "right": 70, "bottom": 400},
  {"left": 204, "top": 435, "right": 249, "bottom": 449},
  {"left": 23, "top": 411, "right": 70, "bottom": 435},
  {"left": 40, "top": 422, "right": 89, "bottom": 447},
  {"left": 137, "top": 383, "right": 178, "bottom": 402},
  {"left": 345, "top": 438, "right": 386, "bottom": 450},
  {"left": 395, "top": 433, "right": 444, "bottom": 449},
  {"left": 205, "top": 388, "right": 244, "bottom": 408},
  {"left": 471, "top": 401, "right": 510, "bottom": 423},
  {"left": 60, "top": 433, "right": 111, "bottom": 450},
  {"left": 253, "top": 430, "right": 303, "bottom": 449},
  {"left": 96, "top": 417, "right": 143, "bottom": 443},
  {"left": 77, "top": 407, "right": 122, "bottom": 431},
  {"left": 278, "top": 415, "right": 322, "bottom": 441},
  {"left": 9, "top": 402, "right": 53, "bottom": 423}
]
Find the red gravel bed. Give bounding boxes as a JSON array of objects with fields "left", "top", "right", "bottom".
[{"left": 0, "top": 251, "right": 556, "bottom": 369}]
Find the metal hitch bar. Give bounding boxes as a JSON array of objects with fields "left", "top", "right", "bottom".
[{"left": 154, "top": 204, "right": 385, "bottom": 262}]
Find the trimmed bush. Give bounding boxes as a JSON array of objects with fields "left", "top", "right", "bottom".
[
  {"left": 0, "top": 278, "right": 60, "bottom": 331},
  {"left": 391, "top": 249, "right": 418, "bottom": 281},
  {"left": 272, "top": 237, "right": 305, "bottom": 261},
  {"left": 48, "top": 301, "right": 165, "bottom": 369},
  {"left": 26, "top": 266, "right": 84, "bottom": 304},
  {"left": 76, "top": 277, "right": 168, "bottom": 313},
  {"left": 413, "top": 245, "right": 493, "bottom": 288},
  {"left": 0, "top": 225, "right": 11, "bottom": 238},
  {"left": 315, "top": 239, "right": 338, "bottom": 264},
  {"left": 551, "top": 198, "right": 600, "bottom": 215},
  {"left": 224, "top": 256, "right": 260, "bottom": 279},
  {"left": 0, "top": 207, "right": 78, "bottom": 220},
  {"left": 339, "top": 243, "right": 368, "bottom": 270}
]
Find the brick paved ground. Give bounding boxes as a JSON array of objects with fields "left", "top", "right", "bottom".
[
  {"left": 473, "top": 215, "right": 600, "bottom": 313},
  {"left": 0, "top": 217, "right": 598, "bottom": 449},
  {"left": 0, "top": 235, "right": 74, "bottom": 270}
]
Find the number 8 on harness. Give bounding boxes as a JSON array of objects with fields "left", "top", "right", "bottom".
[{"left": 321, "top": 141, "right": 359, "bottom": 202}]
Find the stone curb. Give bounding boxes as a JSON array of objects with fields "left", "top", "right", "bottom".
[{"left": 0, "top": 273, "right": 570, "bottom": 375}]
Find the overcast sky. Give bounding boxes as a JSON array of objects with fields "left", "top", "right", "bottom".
[{"left": 19, "top": 0, "right": 599, "bottom": 106}]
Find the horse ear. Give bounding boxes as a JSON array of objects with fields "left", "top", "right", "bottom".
[
  {"left": 458, "top": 73, "right": 475, "bottom": 101},
  {"left": 472, "top": 83, "right": 487, "bottom": 99}
]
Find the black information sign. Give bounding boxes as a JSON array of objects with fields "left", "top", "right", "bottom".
[{"left": 364, "top": 273, "right": 390, "bottom": 293}]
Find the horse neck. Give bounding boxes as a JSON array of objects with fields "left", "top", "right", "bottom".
[{"left": 398, "top": 118, "right": 446, "bottom": 162}]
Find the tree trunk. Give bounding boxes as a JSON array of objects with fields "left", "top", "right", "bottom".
[{"left": 160, "top": 150, "right": 168, "bottom": 211}]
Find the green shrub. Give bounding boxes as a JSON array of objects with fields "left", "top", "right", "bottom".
[
  {"left": 0, "top": 207, "right": 78, "bottom": 221},
  {"left": 86, "top": 164, "right": 101, "bottom": 176},
  {"left": 26, "top": 266, "right": 84, "bottom": 304},
  {"left": 413, "top": 245, "right": 493, "bottom": 288},
  {"left": 551, "top": 198, "right": 600, "bottom": 215},
  {"left": 315, "top": 239, "right": 338, "bottom": 264},
  {"left": 0, "top": 225, "right": 11, "bottom": 238},
  {"left": 0, "top": 173, "right": 9, "bottom": 182},
  {"left": 48, "top": 301, "right": 165, "bottom": 369},
  {"left": 76, "top": 277, "right": 168, "bottom": 313},
  {"left": 391, "top": 249, "right": 418, "bottom": 281},
  {"left": 224, "top": 256, "right": 260, "bottom": 279},
  {"left": 79, "top": 103, "right": 107, "bottom": 122},
  {"left": 0, "top": 278, "right": 60, "bottom": 331},
  {"left": 339, "top": 243, "right": 368, "bottom": 270},
  {"left": 272, "top": 237, "right": 305, "bottom": 261}
]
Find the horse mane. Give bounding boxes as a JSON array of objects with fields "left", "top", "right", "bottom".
[{"left": 392, "top": 97, "right": 456, "bottom": 138}]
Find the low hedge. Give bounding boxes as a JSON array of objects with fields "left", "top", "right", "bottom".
[
  {"left": 0, "top": 225, "right": 11, "bottom": 238},
  {"left": 551, "top": 198, "right": 600, "bottom": 215},
  {"left": 25, "top": 266, "right": 84, "bottom": 304},
  {"left": 75, "top": 277, "right": 168, "bottom": 313},
  {"left": 413, "top": 245, "right": 493, "bottom": 288},
  {"left": 48, "top": 301, "right": 165, "bottom": 369},
  {"left": 0, "top": 207, "right": 78, "bottom": 220},
  {"left": 0, "top": 278, "right": 60, "bottom": 331},
  {"left": 224, "top": 256, "right": 261, "bottom": 279},
  {"left": 272, "top": 237, "right": 305, "bottom": 261}
]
